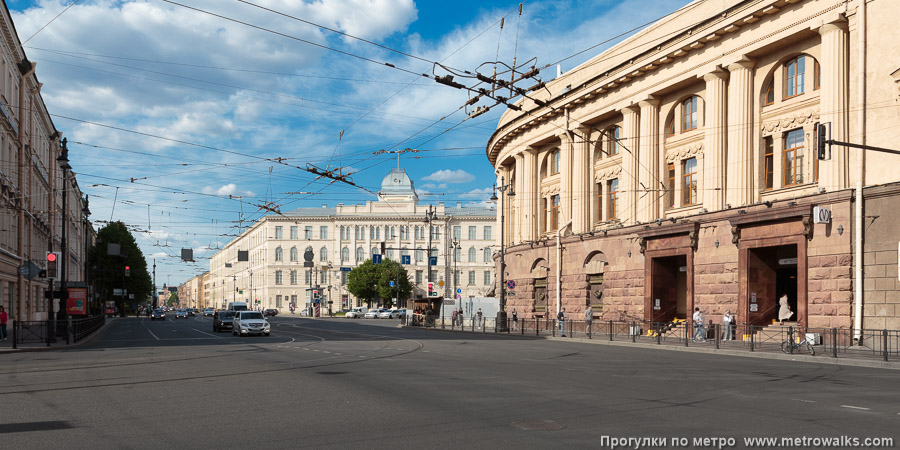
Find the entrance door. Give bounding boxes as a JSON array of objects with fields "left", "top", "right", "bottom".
[
  {"left": 650, "top": 255, "right": 687, "bottom": 323},
  {"left": 746, "top": 244, "right": 797, "bottom": 326}
]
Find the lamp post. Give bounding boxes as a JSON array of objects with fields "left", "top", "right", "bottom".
[
  {"left": 57, "top": 138, "right": 72, "bottom": 327},
  {"left": 490, "top": 177, "right": 515, "bottom": 331},
  {"left": 450, "top": 239, "right": 460, "bottom": 316},
  {"left": 423, "top": 204, "right": 438, "bottom": 297}
]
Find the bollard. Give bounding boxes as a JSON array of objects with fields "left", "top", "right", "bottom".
[
  {"left": 632, "top": 321, "right": 636, "bottom": 343},
  {"left": 832, "top": 328, "right": 838, "bottom": 358},
  {"left": 684, "top": 321, "right": 689, "bottom": 347},
  {"left": 750, "top": 326, "right": 755, "bottom": 352},
  {"left": 657, "top": 324, "right": 661, "bottom": 345},
  {"left": 715, "top": 324, "right": 720, "bottom": 349},
  {"left": 609, "top": 320, "right": 613, "bottom": 341},
  {"left": 884, "top": 330, "right": 889, "bottom": 362},
  {"left": 12, "top": 320, "right": 16, "bottom": 349},
  {"left": 788, "top": 326, "right": 794, "bottom": 355}
]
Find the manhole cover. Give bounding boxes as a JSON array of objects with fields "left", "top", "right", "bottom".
[{"left": 510, "top": 420, "right": 566, "bottom": 431}]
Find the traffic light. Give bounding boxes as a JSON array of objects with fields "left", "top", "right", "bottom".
[
  {"left": 817, "top": 123, "right": 829, "bottom": 161},
  {"left": 46, "top": 251, "right": 59, "bottom": 278},
  {"left": 125, "top": 265, "right": 131, "bottom": 277},
  {"left": 427, "top": 282, "right": 434, "bottom": 296},
  {"left": 313, "top": 289, "right": 320, "bottom": 300},
  {"left": 380, "top": 241, "right": 386, "bottom": 255}
]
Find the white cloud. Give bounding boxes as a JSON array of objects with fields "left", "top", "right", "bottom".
[
  {"left": 420, "top": 183, "right": 447, "bottom": 190},
  {"left": 423, "top": 169, "right": 474, "bottom": 183},
  {"left": 201, "top": 184, "right": 255, "bottom": 197},
  {"left": 459, "top": 187, "right": 493, "bottom": 199}
]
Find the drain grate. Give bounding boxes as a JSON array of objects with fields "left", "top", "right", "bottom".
[{"left": 510, "top": 420, "right": 566, "bottom": 431}]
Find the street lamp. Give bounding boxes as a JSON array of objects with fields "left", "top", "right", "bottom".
[
  {"left": 423, "top": 204, "right": 438, "bottom": 289},
  {"left": 450, "top": 239, "right": 461, "bottom": 315},
  {"left": 490, "top": 177, "right": 514, "bottom": 331},
  {"left": 57, "top": 138, "right": 72, "bottom": 327}
]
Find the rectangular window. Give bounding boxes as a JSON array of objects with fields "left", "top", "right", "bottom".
[
  {"left": 453, "top": 226, "right": 461, "bottom": 240},
  {"left": 468, "top": 271, "right": 476, "bottom": 285},
  {"left": 813, "top": 124, "right": 820, "bottom": 182},
  {"left": 783, "top": 129, "right": 805, "bottom": 186},
  {"left": 320, "top": 226, "right": 328, "bottom": 239},
  {"left": 764, "top": 137, "right": 774, "bottom": 190},
  {"left": 484, "top": 248, "right": 491, "bottom": 263},
  {"left": 550, "top": 195, "right": 560, "bottom": 230},
  {"left": 468, "top": 226, "right": 476, "bottom": 240},
  {"left": 682, "top": 158, "right": 697, "bottom": 206},
  {"left": 483, "top": 226, "right": 492, "bottom": 240},
  {"left": 341, "top": 272, "right": 347, "bottom": 285},
  {"left": 275, "top": 270, "right": 283, "bottom": 285},
  {"left": 304, "top": 226, "right": 313, "bottom": 240},
  {"left": 814, "top": 60, "right": 820, "bottom": 90},
  {"left": 550, "top": 151, "right": 560, "bottom": 175},
  {"left": 785, "top": 56, "right": 805, "bottom": 98},
  {"left": 483, "top": 271, "right": 491, "bottom": 285},
  {"left": 607, "top": 179, "right": 618, "bottom": 220},
  {"left": 453, "top": 271, "right": 460, "bottom": 285},
  {"left": 683, "top": 97, "right": 698, "bottom": 131},
  {"left": 275, "top": 226, "right": 283, "bottom": 240},
  {"left": 290, "top": 270, "right": 297, "bottom": 285},
  {"left": 667, "top": 164, "right": 675, "bottom": 209},
  {"left": 416, "top": 270, "right": 423, "bottom": 285},
  {"left": 276, "top": 295, "right": 282, "bottom": 308},
  {"left": 607, "top": 127, "right": 620, "bottom": 156},
  {"left": 454, "top": 247, "right": 461, "bottom": 262},
  {"left": 290, "top": 226, "right": 298, "bottom": 240}
]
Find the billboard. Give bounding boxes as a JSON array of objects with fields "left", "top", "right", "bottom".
[{"left": 66, "top": 288, "right": 88, "bottom": 314}]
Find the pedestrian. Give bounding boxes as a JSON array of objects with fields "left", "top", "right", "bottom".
[
  {"left": 778, "top": 294, "right": 793, "bottom": 325},
  {"left": 692, "top": 307, "right": 705, "bottom": 342},
  {"left": 476, "top": 308, "right": 483, "bottom": 329},
  {"left": 452, "top": 308, "right": 458, "bottom": 327},
  {"left": 0, "top": 305, "right": 7, "bottom": 341},
  {"left": 584, "top": 305, "right": 593, "bottom": 333},
  {"left": 722, "top": 310, "right": 733, "bottom": 341},
  {"left": 557, "top": 307, "right": 566, "bottom": 337},
  {"left": 512, "top": 308, "right": 518, "bottom": 331}
]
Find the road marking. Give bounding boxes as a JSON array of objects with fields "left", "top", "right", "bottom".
[
  {"left": 146, "top": 328, "right": 160, "bottom": 341},
  {"left": 191, "top": 328, "right": 222, "bottom": 338},
  {"left": 792, "top": 399, "right": 816, "bottom": 403},
  {"left": 841, "top": 405, "right": 870, "bottom": 411}
]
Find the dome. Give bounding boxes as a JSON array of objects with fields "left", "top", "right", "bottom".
[{"left": 378, "top": 168, "right": 418, "bottom": 202}]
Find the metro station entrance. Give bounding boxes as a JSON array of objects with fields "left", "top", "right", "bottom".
[
  {"left": 650, "top": 255, "right": 688, "bottom": 322},
  {"left": 746, "top": 244, "right": 798, "bottom": 326}
]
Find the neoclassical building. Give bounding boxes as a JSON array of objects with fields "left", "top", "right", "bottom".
[
  {"left": 208, "top": 169, "right": 496, "bottom": 313},
  {"left": 487, "top": 0, "right": 900, "bottom": 330}
]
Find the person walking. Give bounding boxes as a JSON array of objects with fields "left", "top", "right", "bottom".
[
  {"left": 778, "top": 294, "right": 793, "bottom": 325},
  {"left": 0, "top": 306, "right": 7, "bottom": 341},
  {"left": 476, "top": 308, "right": 483, "bottom": 329},
  {"left": 451, "top": 308, "right": 459, "bottom": 327},
  {"left": 512, "top": 308, "right": 518, "bottom": 331},
  {"left": 584, "top": 305, "right": 593, "bottom": 335},
  {"left": 722, "top": 310, "right": 733, "bottom": 341},
  {"left": 557, "top": 307, "right": 566, "bottom": 337},
  {"left": 692, "top": 307, "right": 705, "bottom": 342}
]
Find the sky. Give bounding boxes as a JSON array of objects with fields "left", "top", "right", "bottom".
[{"left": 6, "top": 0, "right": 688, "bottom": 288}]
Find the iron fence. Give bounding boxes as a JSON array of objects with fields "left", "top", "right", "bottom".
[
  {"left": 71, "top": 315, "right": 105, "bottom": 343},
  {"left": 410, "top": 316, "right": 900, "bottom": 363},
  {"left": 13, "top": 321, "right": 51, "bottom": 348}
]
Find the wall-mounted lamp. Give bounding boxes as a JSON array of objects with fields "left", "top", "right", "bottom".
[
  {"left": 627, "top": 250, "right": 632, "bottom": 258},
  {"left": 714, "top": 240, "right": 719, "bottom": 248},
  {"left": 837, "top": 224, "right": 844, "bottom": 236}
]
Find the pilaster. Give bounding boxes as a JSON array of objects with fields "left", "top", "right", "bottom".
[
  {"left": 726, "top": 59, "right": 755, "bottom": 206},
  {"left": 638, "top": 98, "right": 660, "bottom": 222},
  {"left": 702, "top": 68, "right": 728, "bottom": 210},
  {"left": 622, "top": 105, "right": 640, "bottom": 224},
  {"left": 818, "top": 19, "right": 850, "bottom": 190},
  {"left": 571, "top": 127, "right": 592, "bottom": 233},
  {"left": 558, "top": 131, "right": 573, "bottom": 230},
  {"left": 523, "top": 147, "right": 539, "bottom": 241},
  {"left": 513, "top": 153, "right": 525, "bottom": 244}
]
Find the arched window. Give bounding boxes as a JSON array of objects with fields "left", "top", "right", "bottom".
[
  {"left": 682, "top": 96, "right": 699, "bottom": 131},
  {"left": 764, "top": 78, "right": 774, "bottom": 106},
  {"left": 289, "top": 247, "right": 298, "bottom": 262},
  {"left": 606, "top": 126, "right": 621, "bottom": 155},
  {"left": 341, "top": 247, "right": 349, "bottom": 262},
  {"left": 666, "top": 118, "right": 675, "bottom": 137},
  {"left": 468, "top": 247, "right": 476, "bottom": 263},
  {"left": 320, "top": 247, "right": 328, "bottom": 262},
  {"left": 275, "top": 247, "right": 283, "bottom": 262},
  {"left": 784, "top": 56, "right": 805, "bottom": 98},
  {"left": 484, "top": 248, "right": 492, "bottom": 262},
  {"left": 549, "top": 149, "right": 560, "bottom": 175},
  {"left": 356, "top": 247, "right": 364, "bottom": 261}
]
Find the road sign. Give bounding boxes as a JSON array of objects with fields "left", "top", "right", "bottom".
[
  {"left": 507, "top": 280, "right": 516, "bottom": 290},
  {"left": 389, "top": 281, "right": 395, "bottom": 287},
  {"left": 456, "top": 288, "right": 461, "bottom": 294},
  {"left": 429, "top": 256, "right": 437, "bottom": 266},
  {"left": 340, "top": 267, "right": 351, "bottom": 272},
  {"left": 401, "top": 255, "right": 411, "bottom": 265},
  {"left": 373, "top": 254, "right": 383, "bottom": 264}
]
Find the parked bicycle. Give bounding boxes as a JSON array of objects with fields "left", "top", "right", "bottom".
[{"left": 781, "top": 337, "right": 815, "bottom": 356}]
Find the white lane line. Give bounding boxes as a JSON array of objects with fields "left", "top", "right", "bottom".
[
  {"left": 146, "top": 328, "right": 160, "bottom": 341},
  {"left": 841, "top": 405, "right": 871, "bottom": 411},
  {"left": 191, "top": 328, "right": 223, "bottom": 338},
  {"left": 792, "top": 399, "right": 817, "bottom": 403}
]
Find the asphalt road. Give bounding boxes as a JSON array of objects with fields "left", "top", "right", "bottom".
[{"left": 0, "top": 314, "right": 898, "bottom": 449}]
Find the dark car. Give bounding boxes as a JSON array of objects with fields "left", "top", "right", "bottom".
[
  {"left": 213, "top": 310, "right": 236, "bottom": 332},
  {"left": 150, "top": 309, "right": 166, "bottom": 321},
  {"left": 264, "top": 308, "right": 278, "bottom": 317}
]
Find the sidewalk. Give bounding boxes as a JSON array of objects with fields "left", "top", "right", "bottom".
[{"left": 0, "top": 317, "right": 115, "bottom": 354}]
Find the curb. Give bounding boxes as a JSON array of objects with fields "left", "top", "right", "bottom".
[
  {"left": 0, "top": 317, "right": 118, "bottom": 354},
  {"left": 404, "top": 325, "right": 900, "bottom": 371}
]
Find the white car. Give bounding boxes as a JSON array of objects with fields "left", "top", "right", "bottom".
[
  {"left": 203, "top": 308, "right": 215, "bottom": 316},
  {"left": 232, "top": 311, "right": 271, "bottom": 336},
  {"left": 364, "top": 308, "right": 385, "bottom": 319},
  {"left": 378, "top": 309, "right": 400, "bottom": 319},
  {"left": 345, "top": 307, "right": 368, "bottom": 318}
]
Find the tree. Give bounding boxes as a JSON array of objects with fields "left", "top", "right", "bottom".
[
  {"left": 88, "top": 221, "right": 152, "bottom": 315},
  {"left": 347, "top": 259, "right": 412, "bottom": 307}
]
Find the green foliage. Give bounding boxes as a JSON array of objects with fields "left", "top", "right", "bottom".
[
  {"left": 88, "top": 221, "right": 153, "bottom": 309},
  {"left": 347, "top": 259, "right": 412, "bottom": 307}
]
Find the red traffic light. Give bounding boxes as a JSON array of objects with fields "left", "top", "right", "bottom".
[
  {"left": 125, "top": 266, "right": 130, "bottom": 270},
  {"left": 47, "top": 253, "right": 57, "bottom": 262}
]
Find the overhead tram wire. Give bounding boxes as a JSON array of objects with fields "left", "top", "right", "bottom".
[{"left": 21, "top": 0, "right": 81, "bottom": 45}]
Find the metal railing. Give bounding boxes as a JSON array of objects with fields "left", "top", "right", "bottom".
[
  {"left": 13, "top": 321, "right": 51, "bottom": 348},
  {"left": 71, "top": 315, "right": 105, "bottom": 343},
  {"left": 12, "top": 315, "right": 106, "bottom": 349},
  {"left": 406, "top": 316, "right": 900, "bottom": 363}
]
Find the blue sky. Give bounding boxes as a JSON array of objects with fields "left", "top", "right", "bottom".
[{"left": 7, "top": 0, "right": 687, "bottom": 287}]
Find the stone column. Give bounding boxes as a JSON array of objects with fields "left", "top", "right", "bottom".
[
  {"left": 513, "top": 153, "right": 525, "bottom": 244},
  {"left": 558, "top": 132, "right": 573, "bottom": 231},
  {"left": 571, "top": 127, "right": 591, "bottom": 233},
  {"left": 638, "top": 98, "right": 660, "bottom": 223},
  {"left": 621, "top": 105, "right": 640, "bottom": 224},
  {"left": 703, "top": 69, "right": 728, "bottom": 210},
  {"left": 522, "top": 147, "right": 539, "bottom": 241},
  {"left": 726, "top": 59, "right": 755, "bottom": 207},
  {"left": 818, "top": 19, "right": 850, "bottom": 190}
]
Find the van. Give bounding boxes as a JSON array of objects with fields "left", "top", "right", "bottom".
[
  {"left": 228, "top": 301, "right": 249, "bottom": 311},
  {"left": 345, "top": 306, "right": 368, "bottom": 318}
]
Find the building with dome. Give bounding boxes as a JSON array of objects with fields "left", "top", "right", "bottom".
[{"left": 206, "top": 168, "right": 497, "bottom": 314}]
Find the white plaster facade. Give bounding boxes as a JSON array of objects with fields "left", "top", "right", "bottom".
[{"left": 207, "top": 169, "right": 497, "bottom": 313}]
